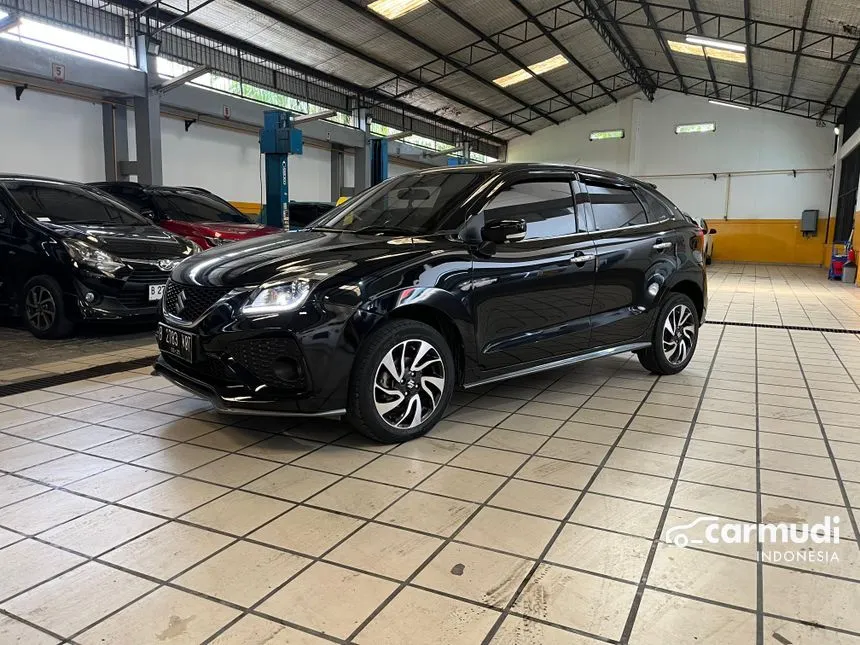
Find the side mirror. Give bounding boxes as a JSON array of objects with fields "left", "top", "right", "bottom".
[
  {"left": 482, "top": 218, "right": 527, "bottom": 244},
  {"left": 708, "top": 228, "right": 717, "bottom": 235}
]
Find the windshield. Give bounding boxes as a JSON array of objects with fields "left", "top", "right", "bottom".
[
  {"left": 5, "top": 182, "right": 150, "bottom": 226},
  {"left": 313, "top": 171, "right": 490, "bottom": 234},
  {"left": 150, "top": 191, "right": 251, "bottom": 224}
]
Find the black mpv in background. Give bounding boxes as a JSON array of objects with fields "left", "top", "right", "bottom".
[
  {"left": 0, "top": 176, "right": 198, "bottom": 338},
  {"left": 155, "top": 164, "right": 707, "bottom": 443}
]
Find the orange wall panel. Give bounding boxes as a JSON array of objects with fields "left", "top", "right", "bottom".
[{"left": 709, "top": 217, "right": 836, "bottom": 265}]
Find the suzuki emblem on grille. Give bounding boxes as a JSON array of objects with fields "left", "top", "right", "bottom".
[
  {"left": 157, "top": 259, "right": 178, "bottom": 271},
  {"left": 176, "top": 289, "right": 187, "bottom": 314}
]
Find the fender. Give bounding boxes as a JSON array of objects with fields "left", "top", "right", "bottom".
[{"left": 358, "top": 286, "right": 481, "bottom": 384}]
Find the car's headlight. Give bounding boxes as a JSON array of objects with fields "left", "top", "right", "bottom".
[
  {"left": 242, "top": 278, "right": 314, "bottom": 314},
  {"left": 187, "top": 239, "right": 203, "bottom": 254},
  {"left": 204, "top": 236, "right": 226, "bottom": 247},
  {"left": 62, "top": 239, "right": 127, "bottom": 277}
]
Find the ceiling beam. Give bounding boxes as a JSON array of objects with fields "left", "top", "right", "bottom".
[
  {"left": 230, "top": 0, "right": 532, "bottom": 135},
  {"left": 474, "top": 69, "right": 640, "bottom": 134},
  {"left": 785, "top": 0, "right": 814, "bottom": 109},
  {"left": 606, "top": 0, "right": 860, "bottom": 67},
  {"left": 505, "top": 0, "right": 617, "bottom": 102},
  {"left": 636, "top": 0, "right": 688, "bottom": 93},
  {"left": 109, "top": 0, "right": 508, "bottom": 149},
  {"left": 426, "top": 0, "right": 586, "bottom": 118},
  {"left": 362, "top": 2, "right": 585, "bottom": 103},
  {"left": 688, "top": 0, "right": 720, "bottom": 98},
  {"left": 331, "top": 0, "right": 562, "bottom": 126},
  {"left": 820, "top": 39, "right": 860, "bottom": 118},
  {"left": 475, "top": 67, "right": 844, "bottom": 133},
  {"left": 573, "top": 0, "right": 656, "bottom": 99},
  {"left": 743, "top": 0, "right": 754, "bottom": 94}
]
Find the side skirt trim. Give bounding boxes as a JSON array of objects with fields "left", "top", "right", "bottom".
[{"left": 463, "top": 341, "right": 651, "bottom": 389}]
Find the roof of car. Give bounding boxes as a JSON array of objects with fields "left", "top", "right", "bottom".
[{"left": 409, "top": 162, "right": 646, "bottom": 185}]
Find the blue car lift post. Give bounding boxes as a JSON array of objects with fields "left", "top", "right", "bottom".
[{"left": 259, "top": 110, "right": 303, "bottom": 229}]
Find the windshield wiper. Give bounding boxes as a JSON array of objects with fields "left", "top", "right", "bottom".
[{"left": 352, "top": 225, "right": 418, "bottom": 235}]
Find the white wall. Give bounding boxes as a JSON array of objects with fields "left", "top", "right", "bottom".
[
  {"left": 508, "top": 91, "right": 835, "bottom": 220},
  {"left": 0, "top": 85, "right": 105, "bottom": 181},
  {"left": 0, "top": 86, "right": 441, "bottom": 204}
]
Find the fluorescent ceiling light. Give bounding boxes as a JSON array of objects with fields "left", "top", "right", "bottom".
[
  {"left": 675, "top": 122, "right": 716, "bottom": 134},
  {"left": 668, "top": 39, "right": 746, "bottom": 64},
  {"left": 686, "top": 35, "right": 746, "bottom": 52},
  {"left": 368, "top": 0, "right": 428, "bottom": 20},
  {"left": 493, "top": 54, "right": 568, "bottom": 87},
  {"left": 709, "top": 99, "right": 750, "bottom": 110},
  {"left": 590, "top": 129, "right": 625, "bottom": 141}
]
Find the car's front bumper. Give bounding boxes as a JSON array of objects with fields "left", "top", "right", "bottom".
[
  {"left": 154, "top": 287, "right": 382, "bottom": 416},
  {"left": 154, "top": 357, "right": 346, "bottom": 417}
]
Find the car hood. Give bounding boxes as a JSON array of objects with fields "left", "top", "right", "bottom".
[
  {"left": 40, "top": 222, "right": 190, "bottom": 259},
  {"left": 171, "top": 230, "right": 440, "bottom": 288},
  {"left": 175, "top": 221, "right": 280, "bottom": 239}
]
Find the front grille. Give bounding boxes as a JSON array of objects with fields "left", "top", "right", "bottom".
[
  {"left": 227, "top": 338, "right": 306, "bottom": 389},
  {"left": 163, "top": 280, "right": 229, "bottom": 321},
  {"left": 127, "top": 262, "right": 172, "bottom": 285},
  {"left": 106, "top": 239, "right": 183, "bottom": 258},
  {"left": 117, "top": 289, "right": 150, "bottom": 307}
]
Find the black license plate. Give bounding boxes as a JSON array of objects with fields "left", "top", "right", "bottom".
[{"left": 157, "top": 324, "right": 195, "bottom": 362}]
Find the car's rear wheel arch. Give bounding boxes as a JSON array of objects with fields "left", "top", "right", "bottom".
[{"left": 668, "top": 280, "right": 704, "bottom": 322}]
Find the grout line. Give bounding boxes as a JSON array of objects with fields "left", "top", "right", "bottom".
[
  {"left": 345, "top": 355, "right": 646, "bottom": 643},
  {"left": 754, "top": 326, "right": 764, "bottom": 645},
  {"left": 784, "top": 329, "right": 860, "bottom": 544},
  {"left": 617, "top": 324, "right": 728, "bottom": 643},
  {"left": 477, "top": 356, "right": 679, "bottom": 644}
]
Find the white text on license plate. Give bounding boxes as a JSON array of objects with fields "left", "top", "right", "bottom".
[{"left": 148, "top": 284, "right": 166, "bottom": 301}]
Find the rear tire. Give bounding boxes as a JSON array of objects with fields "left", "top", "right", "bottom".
[
  {"left": 347, "top": 319, "right": 454, "bottom": 443},
  {"left": 637, "top": 293, "right": 699, "bottom": 375},
  {"left": 21, "top": 275, "right": 74, "bottom": 339}
]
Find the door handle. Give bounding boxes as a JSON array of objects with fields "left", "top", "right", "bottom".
[
  {"left": 652, "top": 241, "right": 673, "bottom": 250},
  {"left": 570, "top": 253, "right": 595, "bottom": 264}
]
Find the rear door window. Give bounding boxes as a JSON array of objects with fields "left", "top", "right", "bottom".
[{"left": 583, "top": 182, "right": 647, "bottom": 230}]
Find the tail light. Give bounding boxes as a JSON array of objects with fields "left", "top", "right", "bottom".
[{"left": 692, "top": 228, "right": 704, "bottom": 251}]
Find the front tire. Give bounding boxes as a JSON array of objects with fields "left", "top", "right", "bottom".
[
  {"left": 22, "top": 275, "right": 74, "bottom": 339},
  {"left": 347, "top": 319, "right": 454, "bottom": 443},
  {"left": 637, "top": 293, "right": 699, "bottom": 375}
]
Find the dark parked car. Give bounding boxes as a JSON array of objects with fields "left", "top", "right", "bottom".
[
  {"left": 0, "top": 176, "right": 198, "bottom": 338},
  {"left": 155, "top": 164, "right": 707, "bottom": 442},
  {"left": 91, "top": 182, "right": 280, "bottom": 250}
]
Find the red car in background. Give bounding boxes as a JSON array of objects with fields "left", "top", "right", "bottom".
[{"left": 90, "top": 182, "right": 280, "bottom": 249}]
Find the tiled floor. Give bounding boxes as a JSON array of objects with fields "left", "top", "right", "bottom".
[
  {"left": 708, "top": 263, "right": 860, "bottom": 329},
  {"left": 0, "top": 326, "right": 154, "bottom": 384},
  {"left": 0, "top": 264, "right": 859, "bottom": 644}
]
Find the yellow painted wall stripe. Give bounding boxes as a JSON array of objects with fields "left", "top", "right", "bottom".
[{"left": 707, "top": 217, "right": 836, "bottom": 266}]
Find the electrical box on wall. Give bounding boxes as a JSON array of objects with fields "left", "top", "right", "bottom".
[{"left": 801, "top": 210, "right": 819, "bottom": 237}]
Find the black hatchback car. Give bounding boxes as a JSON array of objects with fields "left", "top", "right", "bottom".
[
  {"left": 0, "top": 176, "right": 198, "bottom": 338},
  {"left": 155, "top": 164, "right": 706, "bottom": 442}
]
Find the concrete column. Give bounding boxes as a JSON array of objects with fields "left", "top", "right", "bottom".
[
  {"left": 102, "top": 103, "right": 130, "bottom": 181},
  {"left": 353, "top": 107, "right": 371, "bottom": 192},
  {"left": 330, "top": 145, "right": 344, "bottom": 202},
  {"left": 133, "top": 33, "right": 162, "bottom": 185}
]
